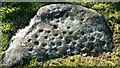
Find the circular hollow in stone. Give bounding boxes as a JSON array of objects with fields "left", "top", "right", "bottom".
[
  {"left": 53, "top": 33, "right": 58, "bottom": 36},
  {"left": 39, "top": 29, "right": 44, "bottom": 33},
  {"left": 67, "top": 26, "right": 71, "bottom": 29},
  {"left": 34, "top": 41, "right": 39, "bottom": 45},
  {"left": 73, "top": 35, "right": 79, "bottom": 40},
  {"left": 50, "top": 42, "right": 55, "bottom": 46},
  {"left": 53, "top": 25, "right": 58, "bottom": 29},
  {"left": 28, "top": 39, "right": 31, "bottom": 42},
  {"left": 34, "top": 34, "right": 39, "bottom": 38},
  {"left": 46, "top": 30, "right": 51, "bottom": 33},
  {"left": 69, "top": 31, "right": 73, "bottom": 35},
  {"left": 56, "top": 20, "right": 59, "bottom": 22},
  {"left": 41, "top": 42, "right": 47, "bottom": 47},
  {"left": 79, "top": 44, "right": 84, "bottom": 49},
  {"left": 50, "top": 37, "right": 55, "bottom": 40},
  {"left": 80, "top": 31, "right": 85, "bottom": 35},
  {"left": 70, "top": 45, "right": 75, "bottom": 50},
  {"left": 56, "top": 41, "right": 62, "bottom": 46},
  {"left": 71, "top": 41, "right": 76, "bottom": 45},
  {"left": 65, "top": 38, "right": 72, "bottom": 44},
  {"left": 86, "top": 42, "right": 94, "bottom": 50},
  {"left": 59, "top": 36, "right": 63, "bottom": 39},
  {"left": 87, "top": 35, "right": 95, "bottom": 41},
  {"left": 44, "top": 36, "right": 48, "bottom": 39},
  {"left": 81, "top": 18, "right": 84, "bottom": 21},
  {"left": 28, "top": 48, "right": 33, "bottom": 51},
  {"left": 63, "top": 31, "right": 67, "bottom": 35}
]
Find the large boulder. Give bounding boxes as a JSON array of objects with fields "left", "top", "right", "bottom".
[{"left": 3, "top": 4, "right": 114, "bottom": 66}]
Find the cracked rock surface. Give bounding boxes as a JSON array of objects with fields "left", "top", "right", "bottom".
[{"left": 3, "top": 4, "right": 114, "bottom": 66}]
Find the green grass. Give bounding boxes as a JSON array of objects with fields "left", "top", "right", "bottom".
[{"left": 0, "top": 2, "right": 120, "bottom": 67}]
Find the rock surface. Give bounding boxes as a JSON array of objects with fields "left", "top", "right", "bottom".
[{"left": 3, "top": 4, "right": 114, "bottom": 66}]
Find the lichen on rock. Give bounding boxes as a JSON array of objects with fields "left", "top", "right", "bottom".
[{"left": 3, "top": 4, "right": 114, "bottom": 66}]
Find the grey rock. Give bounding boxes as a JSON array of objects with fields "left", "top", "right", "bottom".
[{"left": 3, "top": 4, "right": 114, "bottom": 66}]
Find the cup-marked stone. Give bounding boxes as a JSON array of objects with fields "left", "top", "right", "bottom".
[{"left": 3, "top": 4, "right": 114, "bottom": 66}]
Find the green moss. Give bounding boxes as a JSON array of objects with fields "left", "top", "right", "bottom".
[
  {"left": 42, "top": 55, "right": 117, "bottom": 66},
  {"left": 25, "top": 60, "right": 42, "bottom": 67}
]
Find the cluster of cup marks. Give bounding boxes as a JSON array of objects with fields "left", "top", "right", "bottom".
[
  {"left": 27, "top": 23, "right": 101, "bottom": 58},
  {"left": 27, "top": 9, "right": 108, "bottom": 58}
]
